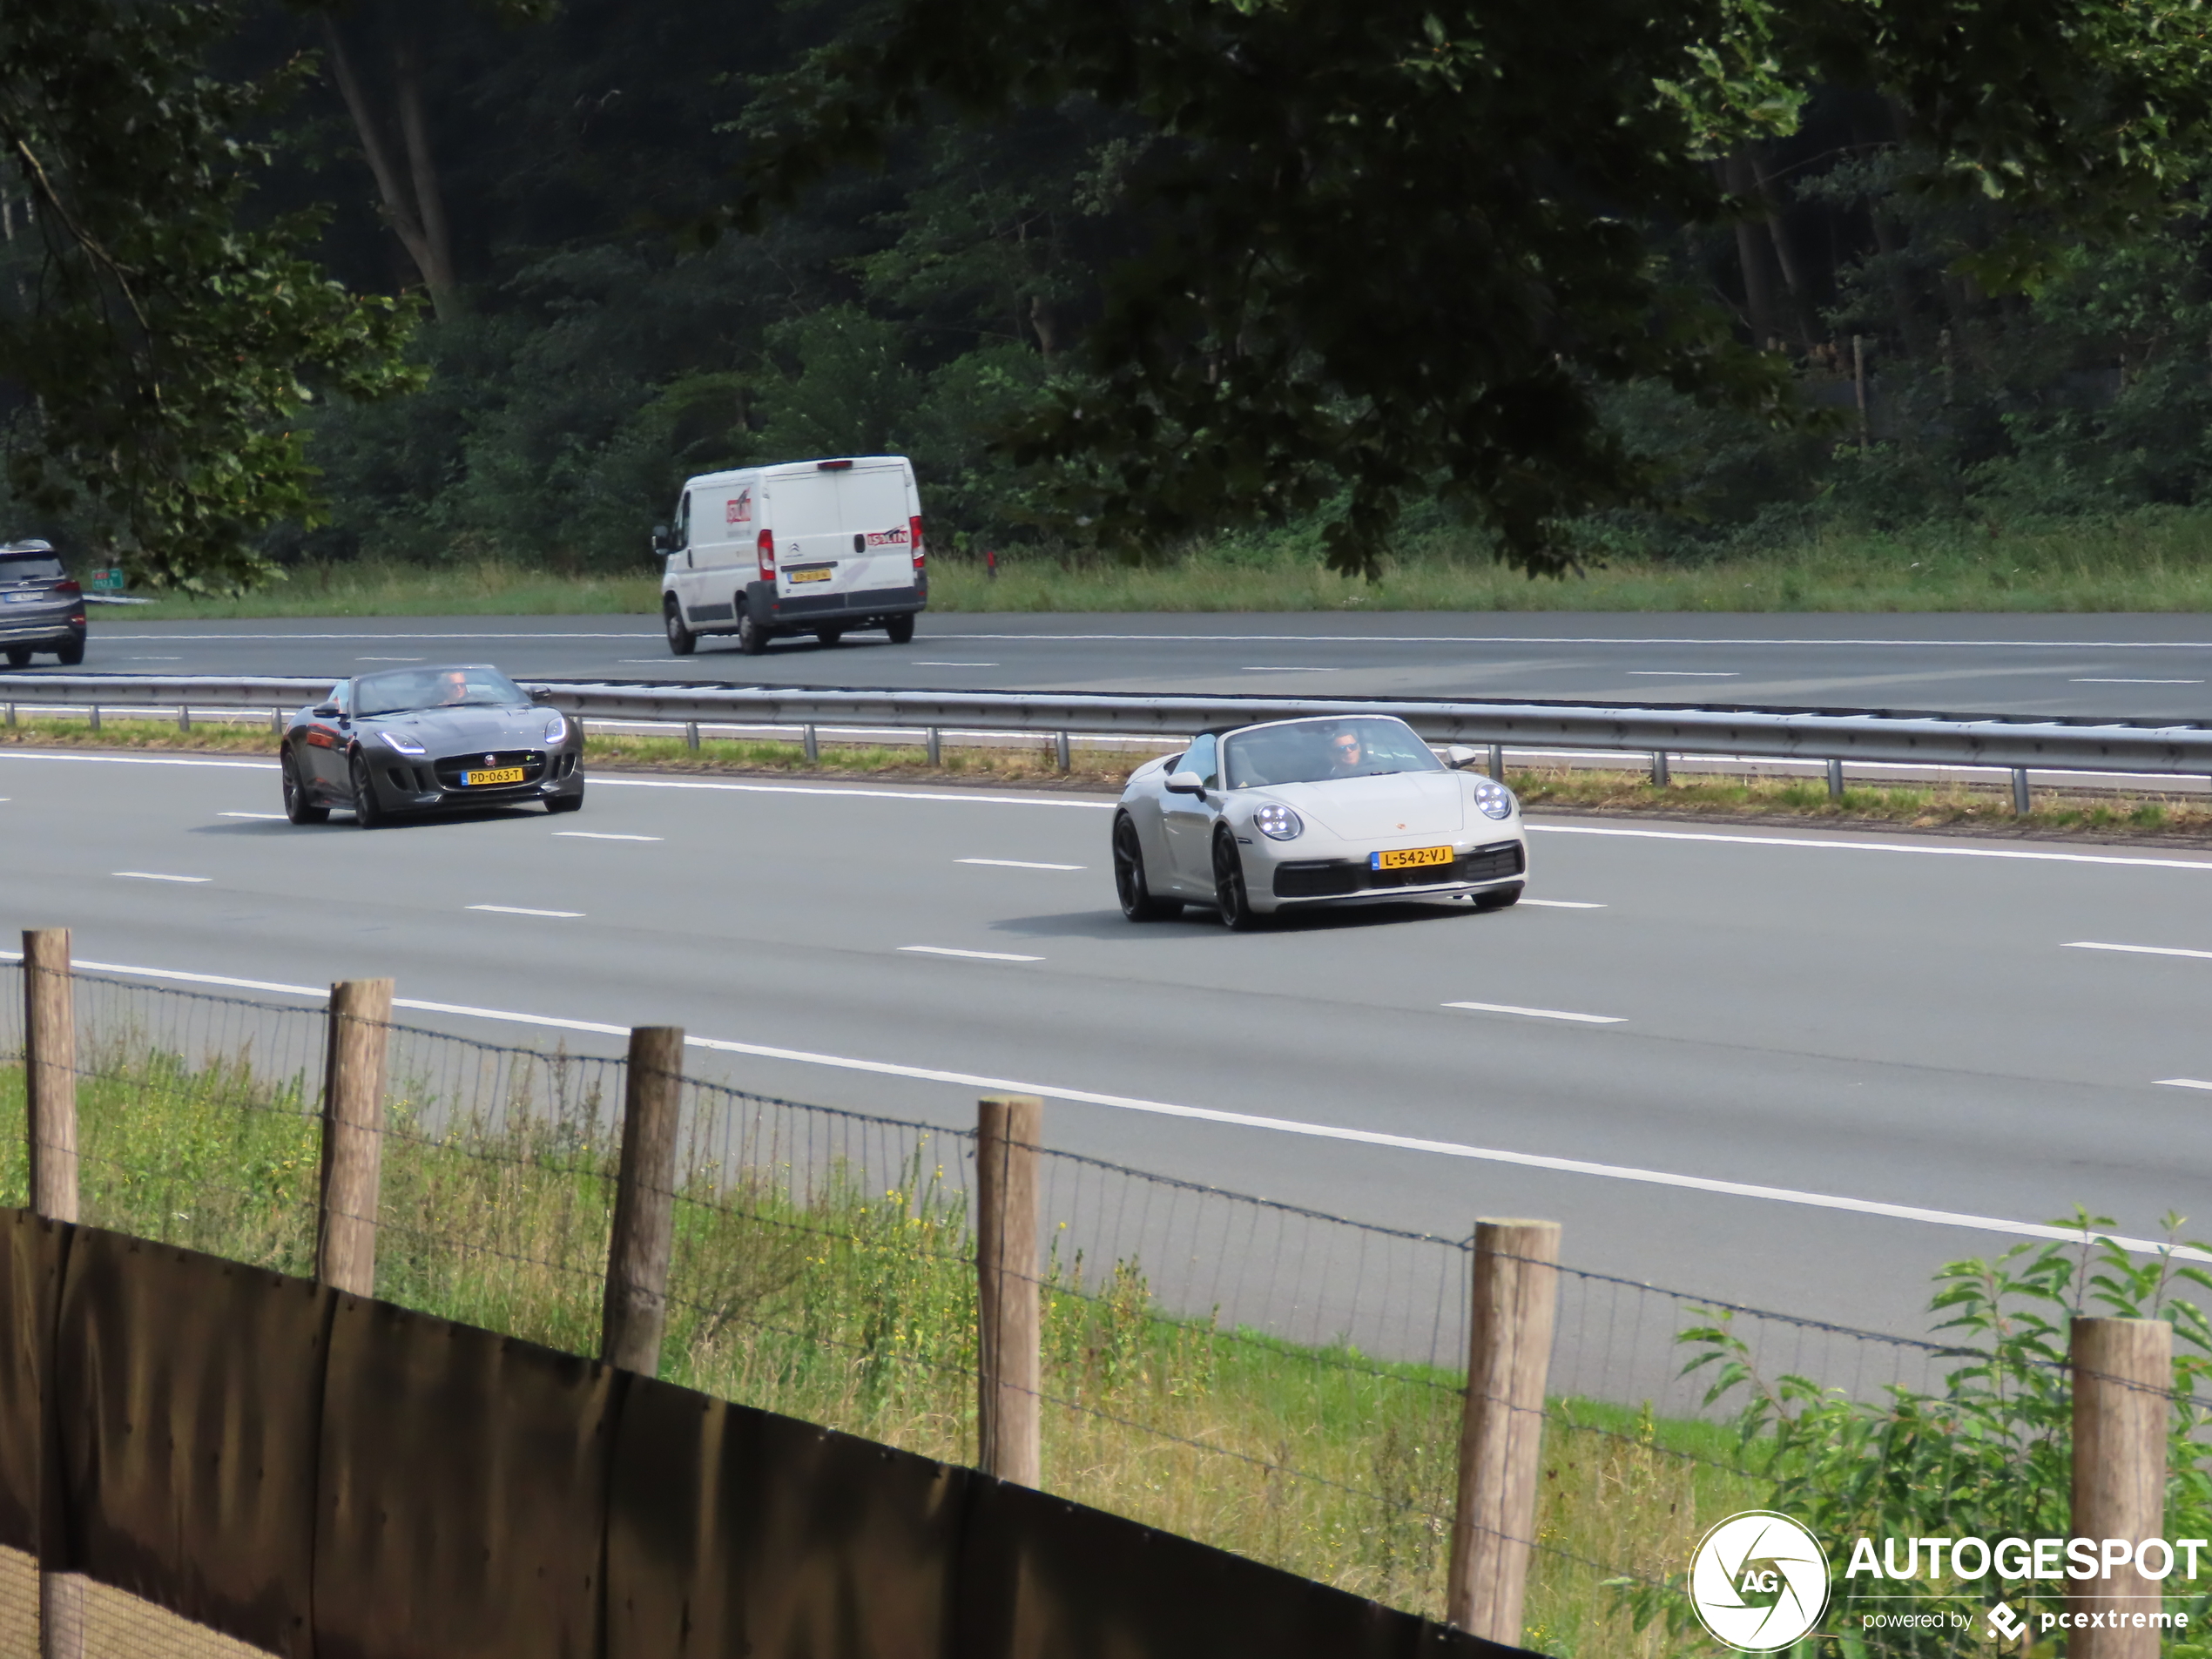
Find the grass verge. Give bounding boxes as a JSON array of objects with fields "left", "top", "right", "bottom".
[
  {"left": 98, "top": 505, "right": 2212, "bottom": 617},
  {"left": 0, "top": 1042, "right": 1759, "bottom": 1656},
  {"left": 8, "top": 714, "right": 2212, "bottom": 843}
]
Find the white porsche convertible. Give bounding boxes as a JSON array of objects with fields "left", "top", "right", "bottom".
[{"left": 1111, "top": 715, "right": 1527, "bottom": 928}]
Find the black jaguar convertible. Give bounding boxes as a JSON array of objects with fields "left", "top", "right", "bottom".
[{"left": 281, "top": 664, "right": 586, "bottom": 826}]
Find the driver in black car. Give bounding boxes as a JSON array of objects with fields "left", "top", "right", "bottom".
[{"left": 435, "top": 668, "right": 471, "bottom": 705}]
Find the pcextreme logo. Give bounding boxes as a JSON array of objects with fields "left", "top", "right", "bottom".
[{"left": 1689, "top": 1512, "right": 1830, "bottom": 1653}]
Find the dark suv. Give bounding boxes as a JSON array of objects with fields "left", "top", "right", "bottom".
[{"left": 0, "top": 542, "right": 85, "bottom": 666}]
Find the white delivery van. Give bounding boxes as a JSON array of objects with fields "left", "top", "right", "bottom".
[{"left": 653, "top": 455, "right": 927, "bottom": 656}]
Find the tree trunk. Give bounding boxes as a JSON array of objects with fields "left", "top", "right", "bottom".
[
  {"left": 1720, "top": 156, "right": 1783, "bottom": 350},
  {"left": 320, "top": 8, "right": 457, "bottom": 320}
]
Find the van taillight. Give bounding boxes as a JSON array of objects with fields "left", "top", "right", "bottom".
[
  {"left": 909, "top": 515, "right": 925, "bottom": 576},
  {"left": 758, "top": 528, "right": 776, "bottom": 580}
]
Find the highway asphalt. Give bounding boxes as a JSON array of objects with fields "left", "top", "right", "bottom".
[
  {"left": 7, "top": 744, "right": 2211, "bottom": 1394},
  {"left": 51, "top": 610, "right": 2212, "bottom": 720}
]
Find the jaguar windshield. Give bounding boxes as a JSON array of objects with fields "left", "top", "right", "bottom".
[
  {"left": 1223, "top": 717, "right": 1443, "bottom": 788},
  {"left": 354, "top": 665, "right": 529, "bottom": 717}
]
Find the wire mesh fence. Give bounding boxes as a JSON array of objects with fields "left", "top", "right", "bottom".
[{"left": 10, "top": 960, "right": 2212, "bottom": 1656}]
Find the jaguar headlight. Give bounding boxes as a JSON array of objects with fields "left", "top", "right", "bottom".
[
  {"left": 379, "top": 730, "right": 427, "bottom": 757},
  {"left": 543, "top": 711, "right": 570, "bottom": 745},
  {"left": 1474, "top": 778, "right": 1515, "bottom": 820},
  {"left": 1252, "top": 803, "right": 1304, "bottom": 840}
]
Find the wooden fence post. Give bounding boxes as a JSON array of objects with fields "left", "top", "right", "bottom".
[
  {"left": 24, "top": 929, "right": 77, "bottom": 1224},
  {"left": 2071, "top": 1317, "right": 2171, "bottom": 1659},
  {"left": 23, "top": 927, "right": 81, "bottom": 1659},
  {"left": 976, "top": 1094, "right": 1042, "bottom": 1487},
  {"left": 1447, "top": 1217, "right": 1561, "bottom": 1644},
  {"left": 316, "top": 980, "right": 393, "bottom": 1297},
  {"left": 601, "top": 1027, "right": 685, "bottom": 1377}
]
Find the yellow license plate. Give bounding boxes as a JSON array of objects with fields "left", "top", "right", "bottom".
[
  {"left": 788, "top": 567, "right": 833, "bottom": 583},
  {"left": 463, "top": 766, "right": 525, "bottom": 786},
  {"left": 1371, "top": 845, "right": 1453, "bottom": 871}
]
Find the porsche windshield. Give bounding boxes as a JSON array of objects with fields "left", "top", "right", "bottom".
[
  {"left": 1223, "top": 718, "right": 1443, "bottom": 788},
  {"left": 354, "top": 666, "right": 529, "bottom": 717}
]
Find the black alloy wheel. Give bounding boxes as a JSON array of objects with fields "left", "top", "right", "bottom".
[
  {"left": 281, "top": 750, "right": 328, "bottom": 825},
  {"left": 348, "top": 752, "right": 388, "bottom": 829},
  {"left": 56, "top": 639, "right": 82, "bottom": 666},
  {"left": 1211, "top": 828, "right": 1262, "bottom": 931},
  {"left": 1471, "top": 883, "right": 1523, "bottom": 913},
  {"left": 1113, "top": 813, "right": 1182, "bottom": 921},
  {"left": 545, "top": 788, "right": 584, "bottom": 814},
  {"left": 885, "top": 614, "right": 915, "bottom": 644},
  {"left": 664, "top": 600, "right": 696, "bottom": 657},
  {"left": 813, "top": 628, "right": 844, "bottom": 647},
  {"left": 737, "top": 610, "right": 769, "bottom": 656}
]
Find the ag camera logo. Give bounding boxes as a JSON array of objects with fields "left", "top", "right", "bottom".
[{"left": 1690, "top": 1511, "right": 1831, "bottom": 1652}]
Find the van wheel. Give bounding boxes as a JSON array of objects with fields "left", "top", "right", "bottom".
[
  {"left": 813, "top": 628, "right": 843, "bottom": 647},
  {"left": 3, "top": 647, "right": 28, "bottom": 668},
  {"left": 886, "top": 614, "right": 915, "bottom": 644},
  {"left": 664, "top": 601, "right": 695, "bottom": 657},
  {"left": 738, "top": 612, "right": 769, "bottom": 656}
]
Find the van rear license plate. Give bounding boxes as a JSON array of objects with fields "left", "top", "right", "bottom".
[
  {"left": 1372, "top": 846, "right": 1453, "bottom": 870},
  {"left": 788, "top": 567, "right": 833, "bottom": 583},
  {"left": 463, "top": 766, "right": 526, "bottom": 786}
]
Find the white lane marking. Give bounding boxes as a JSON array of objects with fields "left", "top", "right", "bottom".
[
  {"left": 1241, "top": 665, "right": 1340, "bottom": 672},
  {"left": 2065, "top": 941, "right": 2212, "bottom": 961},
  {"left": 2070, "top": 678, "right": 2204, "bottom": 685},
  {"left": 357, "top": 656, "right": 424, "bottom": 663},
  {"left": 2157, "top": 1079, "right": 2212, "bottom": 1090},
  {"left": 1624, "top": 671, "right": 1738, "bottom": 677},
  {"left": 468, "top": 904, "right": 584, "bottom": 918},
  {"left": 1520, "top": 898, "right": 1606, "bottom": 908},
  {"left": 1531, "top": 822, "right": 2212, "bottom": 872},
  {"left": 910, "top": 661, "right": 999, "bottom": 667},
  {"left": 0, "top": 752, "right": 274, "bottom": 771},
  {"left": 219, "top": 812, "right": 287, "bottom": 820},
  {"left": 84, "top": 631, "right": 653, "bottom": 641},
  {"left": 594, "top": 777, "right": 1113, "bottom": 809},
  {"left": 899, "top": 945, "right": 1045, "bottom": 962},
  {"left": 934, "top": 631, "right": 2212, "bottom": 651},
  {"left": 554, "top": 831, "right": 663, "bottom": 842},
  {"left": 125, "top": 656, "right": 182, "bottom": 661},
  {"left": 1443, "top": 1001, "right": 1623, "bottom": 1024},
  {"left": 957, "top": 858, "right": 1084, "bottom": 871},
  {"left": 113, "top": 871, "right": 211, "bottom": 883},
  {"left": 9, "top": 947, "right": 2200, "bottom": 1260}
]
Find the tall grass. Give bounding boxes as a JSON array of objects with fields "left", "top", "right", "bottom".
[
  {"left": 0, "top": 1044, "right": 1757, "bottom": 1655},
  {"left": 109, "top": 505, "right": 2212, "bottom": 617}
]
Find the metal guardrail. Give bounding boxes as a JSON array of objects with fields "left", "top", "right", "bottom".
[{"left": 3, "top": 672, "right": 2211, "bottom": 782}]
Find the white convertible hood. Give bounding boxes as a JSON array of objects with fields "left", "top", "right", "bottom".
[{"left": 1268, "top": 772, "right": 1467, "bottom": 840}]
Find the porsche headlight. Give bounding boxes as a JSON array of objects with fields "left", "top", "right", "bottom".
[
  {"left": 379, "top": 731, "right": 427, "bottom": 757},
  {"left": 1252, "top": 803, "right": 1304, "bottom": 840},
  {"left": 543, "top": 711, "right": 570, "bottom": 745},
  {"left": 1474, "top": 778, "right": 1515, "bottom": 820}
]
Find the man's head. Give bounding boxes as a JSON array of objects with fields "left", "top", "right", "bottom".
[
  {"left": 1327, "top": 729, "right": 1365, "bottom": 771},
  {"left": 437, "top": 668, "right": 469, "bottom": 704}
]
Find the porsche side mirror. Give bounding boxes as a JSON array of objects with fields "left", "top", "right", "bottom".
[
  {"left": 311, "top": 704, "right": 340, "bottom": 718},
  {"left": 1164, "top": 770, "right": 1206, "bottom": 796},
  {"left": 529, "top": 686, "right": 553, "bottom": 702},
  {"left": 1444, "top": 745, "right": 1480, "bottom": 769},
  {"left": 651, "top": 525, "right": 671, "bottom": 555}
]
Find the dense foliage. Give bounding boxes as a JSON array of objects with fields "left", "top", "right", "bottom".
[{"left": 11, "top": 0, "right": 2212, "bottom": 586}]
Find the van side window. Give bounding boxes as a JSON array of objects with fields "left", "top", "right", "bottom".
[
  {"left": 674, "top": 493, "right": 691, "bottom": 551},
  {"left": 1184, "top": 734, "right": 1217, "bottom": 790}
]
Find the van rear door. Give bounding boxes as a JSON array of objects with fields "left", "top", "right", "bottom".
[{"left": 763, "top": 460, "right": 915, "bottom": 606}]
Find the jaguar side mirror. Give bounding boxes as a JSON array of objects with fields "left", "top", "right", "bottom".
[
  {"left": 1164, "top": 770, "right": 1207, "bottom": 796},
  {"left": 1444, "top": 745, "right": 1480, "bottom": 769},
  {"left": 311, "top": 704, "right": 340, "bottom": 718}
]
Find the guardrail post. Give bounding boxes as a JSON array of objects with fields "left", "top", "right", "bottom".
[
  {"left": 269, "top": 707, "right": 283, "bottom": 734},
  {"left": 1054, "top": 731, "right": 1071, "bottom": 772},
  {"left": 4, "top": 703, "right": 14, "bottom": 728},
  {"left": 927, "top": 726, "right": 943, "bottom": 766},
  {"left": 1447, "top": 1217, "right": 1560, "bottom": 1645},
  {"left": 2012, "top": 768, "right": 2032, "bottom": 815},
  {"left": 1487, "top": 744, "right": 1505, "bottom": 782},
  {"left": 86, "top": 705, "right": 98, "bottom": 734},
  {"left": 317, "top": 979, "right": 393, "bottom": 1297},
  {"left": 602, "top": 1026, "right": 685, "bottom": 1377},
  {"left": 176, "top": 705, "right": 190, "bottom": 734},
  {"left": 1649, "top": 751, "right": 1669, "bottom": 787},
  {"left": 24, "top": 928, "right": 82, "bottom": 1659},
  {"left": 1826, "top": 758, "right": 1844, "bottom": 799},
  {"left": 802, "top": 724, "right": 819, "bottom": 762},
  {"left": 24, "top": 928, "right": 77, "bottom": 1224},
  {"left": 977, "top": 1094, "right": 1042, "bottom": 1487},
  {"left": 2070, "top": 1317, "right": 2170, "bottom": 1659},
  {"left": 684, "top": 720, "right": 700, "bottom": 752}
]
